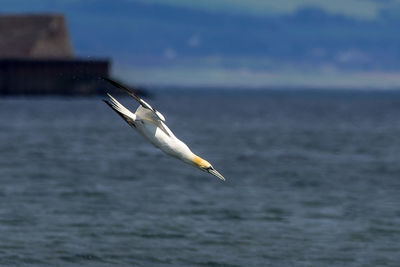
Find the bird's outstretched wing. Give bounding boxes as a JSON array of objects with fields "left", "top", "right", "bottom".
[
  {"left": 102, "top": 77, "right": 174, "bottom": 137},
  {"left": 101, "top": 77, "right": 165, "bottom": 122}
]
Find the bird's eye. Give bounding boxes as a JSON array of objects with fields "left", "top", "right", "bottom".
[{"left": 205, "top": 166, "right": 213, "bottom": 171}]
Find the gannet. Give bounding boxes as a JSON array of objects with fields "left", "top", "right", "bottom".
[{"left": 102, "top": 77, "right": 225, "bottom": 181}]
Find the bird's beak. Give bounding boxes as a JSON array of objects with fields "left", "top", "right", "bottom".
[{"left": 208, "top": 168, "right": 226, "bottom": 181}]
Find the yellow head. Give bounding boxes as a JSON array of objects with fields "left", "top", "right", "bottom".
[
  {"left": 192, "top": 155, "right": 225, "bottom": 181},
  {"left": 193, "top": 155, "right": 211, "bottom": 169}
]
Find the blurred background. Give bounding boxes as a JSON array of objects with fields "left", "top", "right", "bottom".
[
  {"left": 3, "top": 0, "right": 400, "bottom": 89},
  {"left": 1, "top": 1, "right": 400, "bottom": 266}
]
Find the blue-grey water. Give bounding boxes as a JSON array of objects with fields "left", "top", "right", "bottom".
[{"left": 1, "top": 90, "right": 400, "bottom": 266}]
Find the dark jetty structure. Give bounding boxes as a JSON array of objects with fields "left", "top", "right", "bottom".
[{"left": 0, "top": 14, "right": 110, "bottom": 95}]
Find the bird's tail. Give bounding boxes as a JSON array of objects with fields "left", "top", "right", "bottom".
[{"left": 103, "top": 93, "right": 137, "bottom": 126}]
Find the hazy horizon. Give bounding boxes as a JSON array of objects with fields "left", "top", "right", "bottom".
[{"left": 3, "top": 0, "right": 400, "bottom": 88}]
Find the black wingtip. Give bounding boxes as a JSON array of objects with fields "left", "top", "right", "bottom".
[
  {"left": 103, "top": 98, "right": 120, "bottom": 115},
  {"left": 101, "top": 76, "right": 125, "bottom": 89},
  {"left": 102, "top": 99, "right": 112, "bottom": 107},
  {"left": 101, "top": 76, "right": 112, "bottom": 83},
  {"left": 100, "top": 76, "right": 142, "bottom": 101},
  {"left": 100, "top": 76, "right": 110, "bottom": 83},
  {"left": 102, "top": 98, "right": 137, "bottom": 128}
]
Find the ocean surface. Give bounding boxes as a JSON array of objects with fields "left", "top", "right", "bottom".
[{"left": 1, "top": 90, "right": 400, "bottom": 266}]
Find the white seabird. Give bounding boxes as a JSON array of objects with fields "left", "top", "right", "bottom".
[{"left": 102, "top": 77, "right": 225, "bottom": 181}]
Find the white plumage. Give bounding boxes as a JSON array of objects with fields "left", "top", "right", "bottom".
[{"left": 103, "top": 78, "right": 225, "bottom": 181}]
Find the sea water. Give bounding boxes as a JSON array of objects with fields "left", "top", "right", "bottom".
[{"left": 0, "top": 90, "right": 399, "bottom": 266}]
